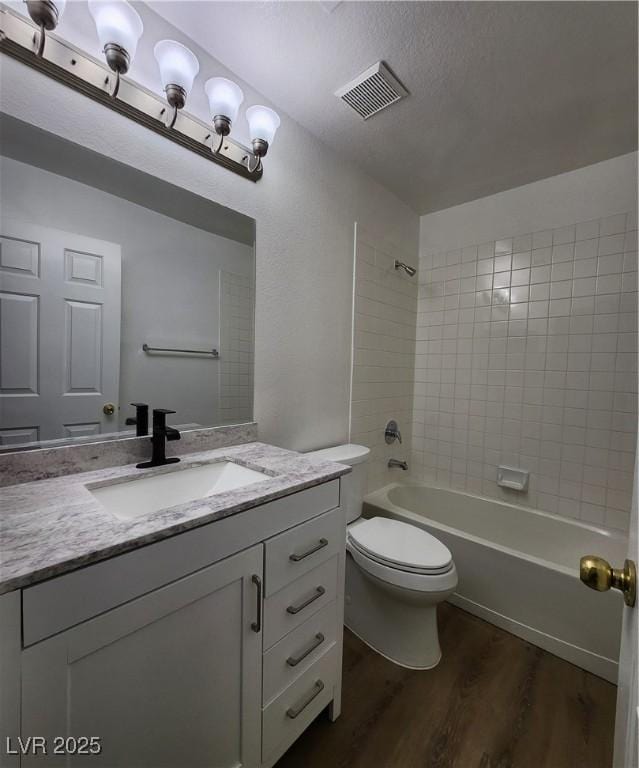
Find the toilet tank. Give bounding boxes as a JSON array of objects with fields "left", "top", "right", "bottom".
[{"left": 305, "top": 444, "right": 370, "bottom": 524}]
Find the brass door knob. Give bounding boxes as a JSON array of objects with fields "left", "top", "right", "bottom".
[
  {"left": 580, "top": 555, "right": 636, "bottom": 607},
  {"left": 103, "top": 403, "right": 116, "bottom": 416}
]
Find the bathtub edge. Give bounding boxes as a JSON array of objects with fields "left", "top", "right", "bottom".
[{"left": 448, "top": 593, "right": 618, "bottom": 684}]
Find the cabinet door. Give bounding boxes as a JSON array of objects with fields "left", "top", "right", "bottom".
[{"left": 21, "top": 544, "right": 263, "bottom": 768}]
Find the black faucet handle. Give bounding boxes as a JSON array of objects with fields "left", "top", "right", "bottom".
[
  {"left": 127, "top": 403, "right": 149, "bottom": 436},
  {"left": 153, "top": 408, "right": 176, "bottom": 415}
]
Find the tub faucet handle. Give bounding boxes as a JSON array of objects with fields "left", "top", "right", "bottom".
[{"left": 385, "top": 420, "right": 402, "bottom": 445}]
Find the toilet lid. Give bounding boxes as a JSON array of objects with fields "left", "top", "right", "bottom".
[{"left": 348, "top": 517, "right": 452, "bottom": 573}]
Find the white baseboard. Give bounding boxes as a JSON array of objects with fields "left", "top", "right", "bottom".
[{"left": 448, "top": 592, "right": 618, "bottom": 684}]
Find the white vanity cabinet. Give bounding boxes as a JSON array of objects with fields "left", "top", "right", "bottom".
[
  {"left": 20, "top": 544, "right": 263, "bottom": 768},
  {"left": 1, "top": 478, "right": 346, "bottom": 768}
]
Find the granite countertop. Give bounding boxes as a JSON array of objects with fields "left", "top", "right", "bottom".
[{"left": 0, "top": 442, "right": 351, "bottom": 595}]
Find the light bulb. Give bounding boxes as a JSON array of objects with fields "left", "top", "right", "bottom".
[{"left": 154, "top": 40, "right": 199, "bottom": 96}]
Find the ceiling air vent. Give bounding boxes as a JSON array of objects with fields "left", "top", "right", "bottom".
[{"left": 335, "top": 61, "right": 408, "bottom": 120}]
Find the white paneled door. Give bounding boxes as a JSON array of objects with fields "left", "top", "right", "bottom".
[{"left": 0, "top": 220, "right": 121, "bottom": 444}]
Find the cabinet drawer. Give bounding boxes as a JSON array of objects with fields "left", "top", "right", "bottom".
[
  {"left": 262, "top": 645, "right": 337, "bottom": 765},
  {"left": 263, "top": 600, "right": 337, "bottom": 705},
  {"left": 265, "top": 507, "right": 344, "bottom": 596},
  {"left": 263, "top": 556, "right": 338, "bottom": 649}
]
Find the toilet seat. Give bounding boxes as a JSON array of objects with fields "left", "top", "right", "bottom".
[
  {"left": 347, "top": 541, "right": 458, "bottom": 593},
  {"left": 347, "top": 517, "right": 452, "bottom": 574},
  {"left": 346, "top": 518, "right": 456, "bottom": 593},
  {"left": 348, "top": 539, "right": 452, "bottom": 575}
]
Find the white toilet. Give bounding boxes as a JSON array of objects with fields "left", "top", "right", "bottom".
[{"left": 307, "top": 444, "right": 458, "bottom": 670}]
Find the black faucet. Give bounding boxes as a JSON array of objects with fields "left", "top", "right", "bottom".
[
  {"left": 125, "top": 402, "right": 149, "bottom": 437},
  {"left": 136, "top": 409, "right": 181, "bottom": 468}
]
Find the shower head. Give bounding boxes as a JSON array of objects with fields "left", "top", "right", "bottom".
[{"left": 394, "top": 259, "right": 416, "bottom": 277}]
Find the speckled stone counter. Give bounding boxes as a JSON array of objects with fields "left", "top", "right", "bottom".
[
  {"left": 0, "top": 422, "right": 258, "bottom": 487},
  {"left": 0, "top": 442, "right": 350, "bottom": 595}
]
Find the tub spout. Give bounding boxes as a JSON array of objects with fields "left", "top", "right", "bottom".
[{"left": 388, "top": 458, "right": 408, "bottom": 471}]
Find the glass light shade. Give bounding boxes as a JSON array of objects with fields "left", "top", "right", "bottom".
[
  {"left": 88, "top": 0, "right": 144, "bottom": 58},
  {"left": 246, "top": 106, "right": 281, "bottom": 146},
  {"left": 154, "top": 40, "right": 199, "bottom": 94},
  {"left": 204, "top": 77, "right": 244, "bottom": 124},
  {"left": 53, "top": 0, "right": 66, "bottom": 20}
]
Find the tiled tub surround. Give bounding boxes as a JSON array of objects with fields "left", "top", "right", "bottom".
[
  {"left": 0, "top": 442, "right": 350, "bottom": 594},
  {"left": 350, "top": 227, "right": 418, "bottom": 492},
  {"left": 219, "top": 270, "right": 255, "bottom": 425},
  {"left": 0, "top": 422, "right": 258, "bottom": 487},
  {"left": 413, "top": 213, "right": 637, "bottom": 533}
]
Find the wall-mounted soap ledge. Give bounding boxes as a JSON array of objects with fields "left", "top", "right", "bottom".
[
  {"left": 0, "top": 7, "right": 263, "bottom": 182},
  {"left": 0, "top": 422, "right": 258, "bottom": 488},
  {"left": 496, "top": 465, "right": 529, "bottom": 492}
]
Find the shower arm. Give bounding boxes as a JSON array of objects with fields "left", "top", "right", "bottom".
[{"left": 393, "top": 259, "right": 416, "bottom": 277}]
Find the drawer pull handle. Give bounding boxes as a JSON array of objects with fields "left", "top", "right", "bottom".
[
  {"left": 289, "top": 538, "right": 329, "bottom": 562},
  {"left": 286, "top": 586, "right": 325, "bottom": 615},
  {"left": 286, "top": 633, "right": 325, "bottom": 667},
  {"left": 251, "top": 574, "right": 262, "bottom": 633},
  {"left": 286, "top": 680, "right": 325, "bottom": 719}
]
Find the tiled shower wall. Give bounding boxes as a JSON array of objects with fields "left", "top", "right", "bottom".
[
  {"left": 350, "top": 226, "right": 417, "bottom": 492},
  {"left": 413, "top": 213, "right": 638, "bottom": 533},
  {"left": 219, "top": 270, "right": 254, "bottom": 424}
]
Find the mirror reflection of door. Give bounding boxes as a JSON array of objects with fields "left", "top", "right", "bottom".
[
  {"left": 0, "top": 118, "right": 256, "bottom": 452},
  {"left": 0, "top": 219, "right": 121, "bottom": 445}
]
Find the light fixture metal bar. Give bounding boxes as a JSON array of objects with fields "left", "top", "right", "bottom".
[{"left": 0, "top": 6, "right": 262, "bottom": 181}]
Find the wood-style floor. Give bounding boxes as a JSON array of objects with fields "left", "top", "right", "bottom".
[{"left": 275, "top": 603, "right": 617, "bottom": 768}]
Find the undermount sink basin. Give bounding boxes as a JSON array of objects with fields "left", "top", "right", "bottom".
[{"left": 88, "top": 461, "right": 270, "bottom": 521}]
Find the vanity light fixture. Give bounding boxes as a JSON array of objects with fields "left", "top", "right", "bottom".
[
  {"left": 25, "top": 0, "right": 65, "bottom": 57},
  {"left": 88, "top": 0, "right": 143, "bottom": 98},
  {"left": 204, "top": 77, "right": 244, "bottom": 154},
  {"left": 0, "top": 5, "right": 265, "bottom": 180},
  {"left": 245, "top": 105, "right": 280, "bottom": 172},
  {"left": 154, "top": 40, "right": 200, "bottom": 129}
]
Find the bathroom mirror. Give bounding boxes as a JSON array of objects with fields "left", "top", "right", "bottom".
[{"left": 0, "top": 115, "right": 255, "bottom": 451}]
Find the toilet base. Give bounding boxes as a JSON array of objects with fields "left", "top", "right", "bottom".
[
  {"left": 344, "top": 552, "right": 454, "bottom": 670},
  {"left": 344, "top": 624, "right": 442, "bottom": 671}
]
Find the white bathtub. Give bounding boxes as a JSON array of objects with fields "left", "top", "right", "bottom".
[{"left": 363, "top": 482, "right": 628, "bottom": 682}]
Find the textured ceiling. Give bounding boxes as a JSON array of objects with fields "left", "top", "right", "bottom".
[{"left": 150, "top": 1, "right": 637, "bottom": 214}]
